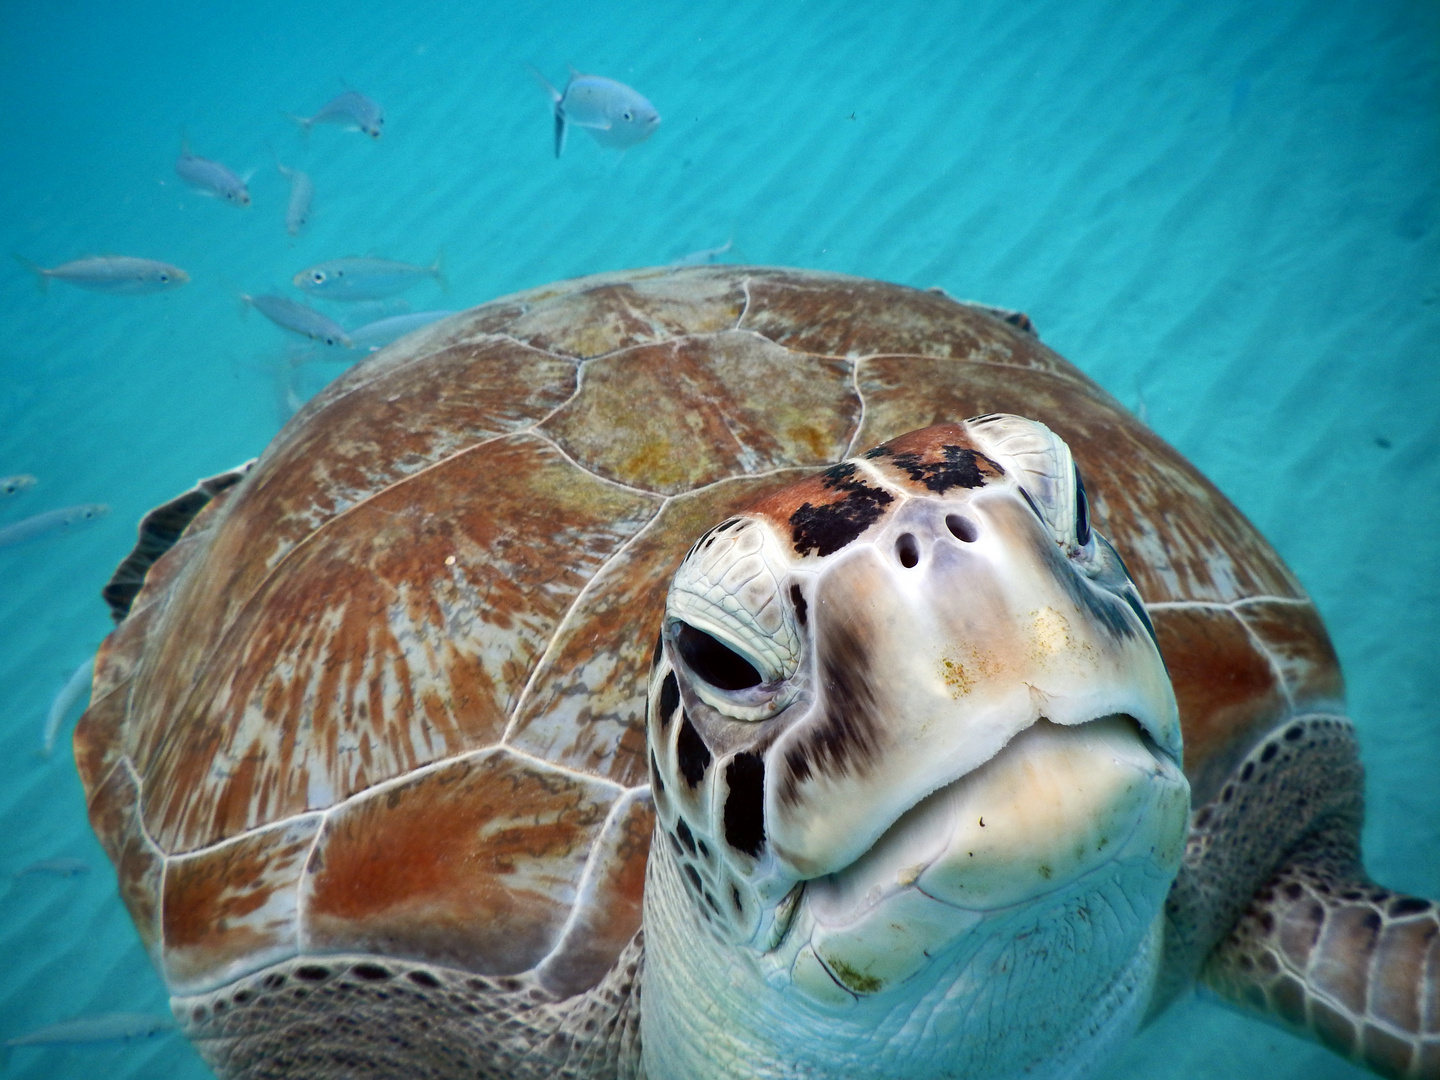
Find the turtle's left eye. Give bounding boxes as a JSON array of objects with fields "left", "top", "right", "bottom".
[
  {"left": 675, "top": 622, "right": 762, "bottom": 691},
  {"left": 1074, "top": 464, "right": 1091, "bottom": 548}
]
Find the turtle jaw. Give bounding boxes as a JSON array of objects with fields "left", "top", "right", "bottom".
[
  {"left": 762, "top": 493, "right": 1181, "bottom": 887},
  {"left": 779, "top": 712, "right": 1190, "bottom": 1003}
]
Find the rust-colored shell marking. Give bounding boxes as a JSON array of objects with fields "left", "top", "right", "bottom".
[{"left": 75, "top": 266, "right": 1340, "bottom": 1002}]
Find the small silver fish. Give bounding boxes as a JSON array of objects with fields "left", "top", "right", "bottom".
[
  {"left": 242, "top": 293, "right": 352, "bottom": 347},
  {"left": 670, "top": 239, "right": 733, "bottom": 269},
  {"left": 293, "top": 256, "right": 445, "bottom": 302},
  {"left": 175, "top": 137, "right": 251, "bottom": 206},
  {"left": 289, "top": 90, "right": 385, "bottom": 139},
  {"left": 348, "top": 310, "right": 456, "bottom": 351},
  {"left": 43, "top": 656, "right": 94, "bottom": 757},
  {"left": 0, "top": 504, "right": 108, "bottom": 548},
  {"left": 13, "top": 255, "right": 189, "bottom": 295},
  {"left": 274, "top": 156, "right": 314, "bottom": 237},
  {"left": 4, "top": 1011, "right": 174, "bottom": 1048},
  {"left": 13, "top": 857, "right": 90, "bottom": 879},
  {"left": 1, "top": 474, "right": 36, "bottom": 497},
  {"left": 531, "top": 68, "right": 660, "bottom": 157}
]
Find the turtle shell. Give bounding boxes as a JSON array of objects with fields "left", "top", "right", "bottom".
[{"left": 74, "top": 266, "right": 1342, "bottom": 1006}]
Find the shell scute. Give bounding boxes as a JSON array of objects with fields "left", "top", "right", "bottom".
[
  {"left": 541, "top": 330, "right": 858, "bottom": 495},
  {"left": 1151, "top": 605, "right": 1288, "bottom": 800},
  {"left": 508, "top": 471, "right": 812, "bottom": 787},
  {"left": 737, "top": 270, "right": 1063, "bottom": 369},
  {"left": 300, "top": 748, "right": 622, "bottom": 977},
  {"left": 162, "top": 814, "right": 322, "bottom": 994},
  {"left": 135, "top": 433, "right": 659, "bottom": 853},
  {"left": 535, "top": 786, "right": 654, "bottom": 998},
  {"left": 1234, "top": 600, "right": 1345, "bottom": 710},
  {"left": 85, "top": 763, "right": 165, "bottom": 966},
  {"left": 489, "top": 270, "right": 747, "bottom": 359}
]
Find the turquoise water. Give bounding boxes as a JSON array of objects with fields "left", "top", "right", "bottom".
[{"left": 0, "top": 0, "right": 1435, "bottom": 1077}]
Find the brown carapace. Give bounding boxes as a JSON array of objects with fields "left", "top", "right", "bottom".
[{"left": 76, "top": 267, "right": 1437, "bottom": 1079}]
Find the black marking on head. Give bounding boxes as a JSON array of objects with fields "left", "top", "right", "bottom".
[
  {"left": 1073, "top": 465, "right": 1092, "bottom": 547},
  {"left": 889, "top": 445, "right": 999, "bottom": 494},
  {"left": 1019, "top": 486, "right": 1045, "bottom": 526},
  {"left": 1119, "top": 588, "right": 1157, "bottom": 648},
  {"left": 790, "top": 583, "right": 808, "bottom": 626},
  {"left": 723, "top": 753, "right": 767, "bottom": 857},
  {"left": 863, "top": 445, "right": 891, "bottom": 459},
  {"left": 731, "top": 885, "right": 745, "bottom": 916},
  {"left": 675, "top": 818, "right": 698, "bottom": 856},
  {"left": 658, "top": 671, "right": 680, "bottom": 729},
  {"left": 781, "top": 614, "right": 883, "bottom": 804},
  {"left": 652, "top": 633, "right": 665, "bottom": 668},
  {"left": 676, "top": 714, "right": 712, "bottom": 787},
  {"left": 715, "top": 518, "right": 741, "bottom": 532},
  {"left": 789, "top": 463, "right": 894, "bottom": 557},
  {"left": 650, "top": 751, "right": 666, "bottom": 794},
  {"left": 684, "top": 864, "right": 703, "bottom": 893}
]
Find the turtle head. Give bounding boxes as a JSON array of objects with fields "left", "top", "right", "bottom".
[{"left": 646, "top": 416, "right": 1189, "bottom": 1017}]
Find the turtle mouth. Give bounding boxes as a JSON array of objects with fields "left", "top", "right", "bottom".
[
  {"left": 787, "top": 711, "right": 1189, "bottom": 942},
  {"left": 762, "top": 712, "right": 1189, "bottom": 1002}
]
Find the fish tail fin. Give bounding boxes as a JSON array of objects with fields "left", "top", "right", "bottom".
[
  {"left": 284, "top": 112, "right": 313, "bottom": 139},
  {"left": 526, "top": 64, "right": 562, "bottom": 104},
  {"left": 431, "top": 249, "right": 448, "bottom": 293},
  {"left": 554, "top": 108, "right": 568, "bottom": 158},
  {"left": 524, "top": 66, "right": 567, "bottom": 156},
  {"left": 12, "top": 254, "right": 48, "bottom": 293}
]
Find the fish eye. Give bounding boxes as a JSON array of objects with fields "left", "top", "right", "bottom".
[
  {"left": 622, "top": 111, "right": 633, "bottom": 121},
  {"left": 159, "top": 274, "right": 169, "bottom": 283},
  {"left": 311, "top": 271, "right": 326, "bottom": 283}
]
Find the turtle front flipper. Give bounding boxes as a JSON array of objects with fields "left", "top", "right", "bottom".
[{"left": 1203, "top": 822, "right": 1440, "bottom": 1079}]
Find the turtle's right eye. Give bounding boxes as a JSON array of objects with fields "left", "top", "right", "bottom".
[{"left": 674, "top": 622, "right": 762, "bottom": 691}]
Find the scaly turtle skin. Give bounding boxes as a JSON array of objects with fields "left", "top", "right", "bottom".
[{"left": 76, "top": 267, "right": 1438, "bottom": 1079}]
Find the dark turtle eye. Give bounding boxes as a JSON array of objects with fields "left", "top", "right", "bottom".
[
  {"left": 674, "top": 622, "right": 762, "bottom": 691},
  {"left": 1074, "top": 464, "right": 1091, "bottom": 547}
]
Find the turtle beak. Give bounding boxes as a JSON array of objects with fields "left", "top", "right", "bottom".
[{"left": 764, "top": 490, "right": 1181, "bottom": 883}]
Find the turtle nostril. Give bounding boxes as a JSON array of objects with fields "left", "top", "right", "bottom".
[
  {"left": 896, "top": 533, "right": 920, "bottom": 568},
  {"left": 946, "top": 514, "right": 978, "bottom": 543}
]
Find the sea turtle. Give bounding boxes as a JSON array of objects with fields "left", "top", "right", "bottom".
[{"left": 76, "top": 267, "right": 1438, "bottom": 1080}]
